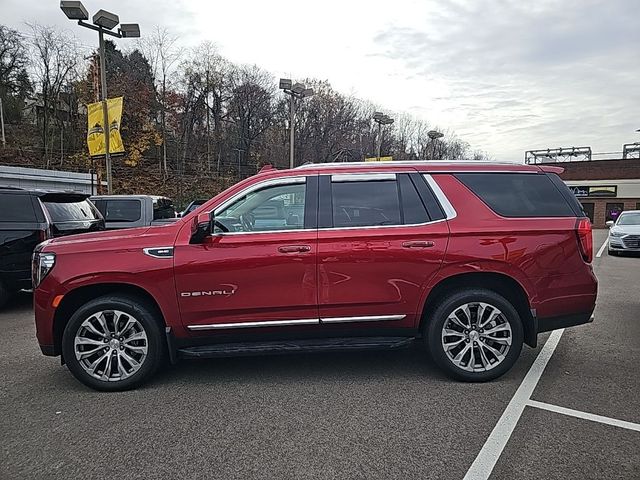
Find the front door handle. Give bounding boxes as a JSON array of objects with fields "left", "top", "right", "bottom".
[
  {"left": 402, "top": 241, "right": 435, "bottom": 248},
  {"left": 278, "top": 245, "right": 312, "bottom": 253}
]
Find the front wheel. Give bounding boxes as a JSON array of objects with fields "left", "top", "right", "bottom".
[
  {"left": 62, "top": 295, "right": 165, "bottom": 391},
  {"left": 425, "top": 289, "right": 524, "bottom": 382}
]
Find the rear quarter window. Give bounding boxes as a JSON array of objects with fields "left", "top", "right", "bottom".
[
  {"left": 0, "top": 194, "right": 37, "bottom": 222},
  {"left": 455, "top": 173, "right": 575, "bottom": 217},
  {"left": 43, "top": 199, "right": 100, "bottom": 222}
]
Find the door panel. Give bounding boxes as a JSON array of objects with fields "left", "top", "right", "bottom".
[
  {"left": 173, "top": 176, "right": 319, "bottom": 332},
  {"left": 318, "top": 224, "right": 448, "bottom": 328},
  {"left": 174, "top": 230, "right": 318, "bottom": 329},
  {"left": 317, "top": 173, "right": 449, "bottom": 329}
]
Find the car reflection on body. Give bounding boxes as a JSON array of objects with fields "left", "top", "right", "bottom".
[{"left": 607, "top": 210, "right": 640, "bottom": 255}]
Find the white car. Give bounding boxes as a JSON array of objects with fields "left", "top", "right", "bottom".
[{"left": 607, "top": 210, "right": 640, "bottom": 255}]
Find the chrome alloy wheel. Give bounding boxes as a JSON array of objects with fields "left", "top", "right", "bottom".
[
  {"left": 441, "top": 302, "right": 512, "bottom": 372},
  {"left": 74, "top": 310, "right": 148, "bottom": 382}
]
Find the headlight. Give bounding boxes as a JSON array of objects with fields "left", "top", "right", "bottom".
[
  {"left": 610, "top": 230, "right": 624, "bottom": 237},
  {"left": 32, "top": 252, "right": 56, "bottom": 288}
]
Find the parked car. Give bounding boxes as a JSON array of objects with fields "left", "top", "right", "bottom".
[
  {"left": 90, "top": 195, "right": 176, "bottom": 229},
  {"left": 0, "top": 187, "right": 104, "bottom": 309},
  {"left": 178, "top": 199, "right": 206, "bottom": 217},
  {"left": 607, "top": 210, "right": 640, "bottom": 255},
  {"left": 33, "top": 161, "right": 597, "bottom": 391}
]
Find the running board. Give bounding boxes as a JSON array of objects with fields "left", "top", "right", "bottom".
[{"left": 177, "top": 336, "right": 415, "bottom": 359}]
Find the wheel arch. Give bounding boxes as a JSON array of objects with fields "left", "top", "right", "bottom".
[
  {"left": 53, "top": 282, "right": 167, "bottom": 356},
  {"left": 419, "top": 271, "right": 537, "bottom": 347}
]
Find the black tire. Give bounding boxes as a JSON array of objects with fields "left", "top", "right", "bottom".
[
  {"left": 425, "top": 289, "right": 524, "bottom": 382},
  {"left": 0, "top": 280, "right": 9, "bottom": 310},
  {"left": 62, "top": 294, "right": 165, "bottom": 391}
]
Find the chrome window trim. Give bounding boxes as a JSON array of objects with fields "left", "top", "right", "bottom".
[
  {"left": 212, "top": 176, "right": 308, "bottom": 216},
  {"left": 143, "top": 246, "right": 174, "bottom": 258},
  {"left": 320, "top": 314, "right": 406, "bottom": 324},
  {"left": 187, "top": 318, "right": 319, "bottom": 330},
  {"left": 423, "top": 174, "right": 457, "bottom": 220},
  {"left": 208, "top": 175, "right": 311, "bottom": 236},
  {"left": 331, "top": 173, "right": 396, "bottom": 182}
]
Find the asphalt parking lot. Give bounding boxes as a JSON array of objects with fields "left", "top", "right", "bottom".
[{"left": 1, "top": 229, "right": 638, "bottom": 479}]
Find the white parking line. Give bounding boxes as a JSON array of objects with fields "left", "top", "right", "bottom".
[
  {"left": 463, "top": 329, "right": 565, "bottom": 480},
  {"left": 527, "top": 400, "right": 640, "bottom": 432},
  {"left": 596, "top": 236, "right": 609, "bottom": 258}
]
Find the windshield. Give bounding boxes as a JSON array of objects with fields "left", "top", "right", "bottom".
[
  {"left": 617, "top": 213, "right": 640, "bottom": 225},
  {"left": 43, "top": 199, "right": 100, "bottom": 222}
]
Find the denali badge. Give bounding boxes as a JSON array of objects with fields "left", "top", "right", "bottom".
[{"left": 180, "top": 289, "right": 236, "bottom": 297}]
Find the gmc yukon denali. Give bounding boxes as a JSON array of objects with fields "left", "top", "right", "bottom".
[{"left": 33, "top": 162, "right": 597, "bottom": 391}]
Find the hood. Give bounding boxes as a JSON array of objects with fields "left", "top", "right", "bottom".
[
  {"left": 611, "top": 224, "right": 640, "bottom": 236},
  {"left": 42, "top": 223, "right": 181, "bottom": 256},
  {"left": 48, "top": 226, "right": 153, "bottom": 246}
]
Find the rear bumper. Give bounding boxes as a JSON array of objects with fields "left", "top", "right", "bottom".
[{"left": 537, "top": 311, "right": 594, "bottom": 333}]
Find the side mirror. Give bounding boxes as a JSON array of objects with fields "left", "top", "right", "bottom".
[
  {"left": 190, "top": 212, "right": 212, "bottom": 244},
  {"left": 605, "top": 220, "right": 614, "bottom": 228}
]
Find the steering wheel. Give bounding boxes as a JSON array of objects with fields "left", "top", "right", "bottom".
[{"left": 239, "top": 213, "right": 255, "bottom": 232}]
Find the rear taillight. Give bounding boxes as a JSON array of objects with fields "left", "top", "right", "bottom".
[{"left": 576, "top": 217, "right": 593, "bottom": 263}]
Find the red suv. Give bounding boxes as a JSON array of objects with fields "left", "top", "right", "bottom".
[{"left": 33, "top": 162, "right": 597, "bottom": 390}]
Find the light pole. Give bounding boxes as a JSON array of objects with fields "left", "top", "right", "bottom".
[
  {"left": 0, "top": 97, "right": 5, "bottom": 147},
  {"left": 373, "top": 112, "right": 394, "bottom": 160},
  {"left": 427, "top": 130, "right": 444, "bottom": 159},
  {"left": 279, "top": 79, "right": 313, "bottom": 169},
  {"left": 60, "top": 1, "right": 140, "bottom": 194}
]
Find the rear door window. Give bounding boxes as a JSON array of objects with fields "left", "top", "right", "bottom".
[
  {"left": 97, "top": 200, "right": 142, "bottom": 222},
  {"left": 0, "top": 194, "right": 37, "bottom": 222},
  {"left": 455, "top": 173, "right": 575, "bottom": 217},
  {"left": 43, "top": 199, "right": 100, "bottom": 222},
  {"left": 331, "top": 177, "right": 401, "bottom": 227}
]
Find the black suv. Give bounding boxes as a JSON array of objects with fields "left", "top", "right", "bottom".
[{"left": 0, "top": 187, "right": 104, "bottom": 308}]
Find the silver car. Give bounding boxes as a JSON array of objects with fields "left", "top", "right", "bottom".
[{"left": 607, "top": 210, "right": 640, "bottom": 255}]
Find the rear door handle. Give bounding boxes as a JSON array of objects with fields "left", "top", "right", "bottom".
[
  {"left": 278, "top": 245, "right": 312, "bottom": 253},
  {"left": 402, "top": 241, "right": 435, "bottom": 248}
]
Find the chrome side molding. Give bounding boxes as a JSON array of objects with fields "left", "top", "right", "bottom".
[{"left": 187, "top": 314, "right": 406, "bottom": 331}]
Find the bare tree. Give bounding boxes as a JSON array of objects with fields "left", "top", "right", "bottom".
[
  {"left": 139, "top": 26, "right": 183, "bottom": 174},
  {"left": 27, "top": 23, "right": 80, "bottom": 165}
]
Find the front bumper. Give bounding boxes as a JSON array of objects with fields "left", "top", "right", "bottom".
[
  {"left": 537, "top": 311, "right": 594, "bottom": 333},
  {"left": 609, "top": 235, "right": 640, "bottom": 251}
]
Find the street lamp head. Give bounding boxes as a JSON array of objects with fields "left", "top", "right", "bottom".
[
  {"left": 279, "top": 78, "right": 292, "bottom": 90},
  {"left": 428, "top": 130, "right": 444, "bottom": 140},
  {"left": 92, "top": 9, "right": 119, "bottom": 30},
  {"left": 60, "top": 1, "right": 88, "bottom": 20},
  {"left": 302, "top": 88, "right": 314, "bottom": 98},
  {"left": 385, "top": 117, "right": 394, "bottom": 125},
  {"left": 291, "top": 83, "right": 305, "bottom": 95},
  {"left": 119, "top": 23, "right": 140, "bottom": 38},
  {"left": 373, "top": 111, "right": 384, "bottom": 120}
]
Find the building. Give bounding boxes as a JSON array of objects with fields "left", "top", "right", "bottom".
[
  {"left": 0, "top": 165, "right": 105, "bottom": 194},
  {"left": 535, "top": 158, "right": 640, "bottom": 228}
]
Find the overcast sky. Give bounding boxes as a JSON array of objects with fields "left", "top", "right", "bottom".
[{"left": 3, "top": 0, "right": 638, "bottom": 161}]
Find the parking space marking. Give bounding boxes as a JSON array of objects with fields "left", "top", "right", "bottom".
[
  {"left": 596, "top": 236, "right": 609, "bottom": 258},
  {"left": 527, "top": 400, "right": 640, "bottom": 432},
  {"left": 463, "top": 329, "right": 564, "bottom": 480}
]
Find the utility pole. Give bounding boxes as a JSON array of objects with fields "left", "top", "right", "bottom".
[{"left": 289, "top": 94, "right": 295, "bottom": 169}]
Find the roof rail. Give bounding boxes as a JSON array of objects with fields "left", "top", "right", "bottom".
[{"left": 294, "top": 160, "right": 519, "bottom": 170}]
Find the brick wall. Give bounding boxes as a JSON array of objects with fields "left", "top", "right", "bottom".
[{"left": 540, "top": 158, "right": 640, "bottom": 181}]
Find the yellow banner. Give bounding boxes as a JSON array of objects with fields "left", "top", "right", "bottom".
[
  {"left": 365, "top": 156, "right": 393, "bottom": 162},
  {"left": 87, "top": 97, "right": 125, "bottom": 157}
]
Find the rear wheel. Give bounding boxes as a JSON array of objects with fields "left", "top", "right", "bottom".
[
  {"left": 62, "top": 295, "right": 165, "bottom": 391},
  {"left": 425, "top": 289, "right": 524, "bottom": 382}
]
